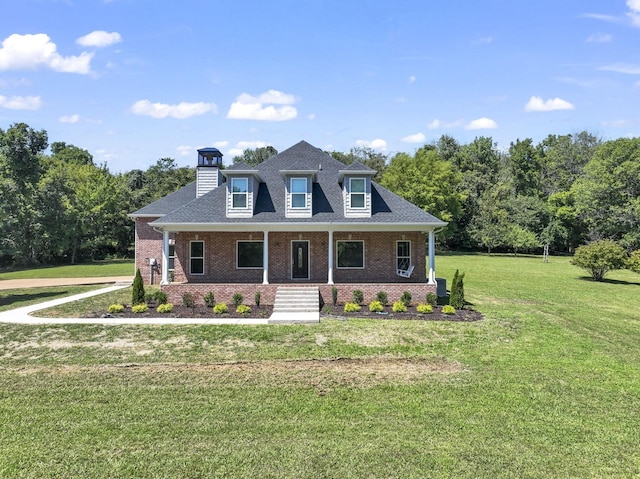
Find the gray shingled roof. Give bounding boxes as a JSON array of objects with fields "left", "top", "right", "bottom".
[
  {"left": 129, "top": 181, "right": 197, "bottom": 217},
  {"left": 150, "top": 141, "right": 446, "bottom": 228}
]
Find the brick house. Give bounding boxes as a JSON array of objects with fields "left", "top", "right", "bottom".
[{"left": 129, "top": 141, "right": 447, "bottom": 307}]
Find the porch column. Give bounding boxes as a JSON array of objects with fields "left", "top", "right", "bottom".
[
  {"left": 428, "top": 229, "right": 436, "bottom": 284},
  {"left": 327, "top": 230, "right": 334, "bottom": 284},
  {"left": 161, "top": 230, "right": 169, "bottom": 284},
  {"left": 262, "top": 230, "right": 269, "bottom": 284}
]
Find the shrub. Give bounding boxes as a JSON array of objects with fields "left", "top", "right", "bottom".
[
  {"left": 344, "top": 302, "right": 361, "bottom": 313},
  {"left": 168, "top": 271, "right": 175, "bottom": 282},
  {"left": 376, "top": 291, "right": 388, "bottom": 306},
  {"left": 203, "top": 291, "right": 215, "bottom": 308},
  {"left": 442, "top": 305, "right": 455, "bottom": 315},
  {"left": 232, "top": 293, "right": 244, "bottom": 307},
  {"left": 400, "top": 291, "right": 412, "bottom": 307},
  {"left": 369, "top": 300, "right": 384, "bottom": 312},
  {"left": 352, "top": 289, "right": 364, "bottom": 305},
  {"left": 213, "top": 303, "right": 228, "bottom": 314},
  {"left": 154, "top": 291, "right": 168, "bottom": 305},
  {"left": 144, "top": 293, "right": 155, "bottom": 305},
  {"left": 392, "top": 301, "right": 407, "bottom": 313},
  {"left": 254, "top": 291, "right": 261, "bottom": 308},
  {"left": 157, "top": 303, "right": 173, "bottom": 313},
  {"left": 107, "top": 304, "right": 124, "bottom": 314},
  {"left": 236, "top": 304, "right": 251, "bottom": 316},
  {"left": 571, "top": 240, "right": 627, "bottom": 281},
  {"left": 132, "top": 304, "right": 148, "bottom": 314},
  {"left": 449, "top": 269, "right": 466, "bottom": 309},
  {"left": 182, "top": 292, "right": 195, "bottom": 308},
  {"left": 426, "top": 292, "right": 437, "bottom": 307},
  {"left": 331, "top": 286, "right": 338, "bottom": 306},
  {"left": 417, "top": 303, "right": 433, "bottom": 314},
  {"left": 132, "top": 268, "right": 145, "bottom": 305}
]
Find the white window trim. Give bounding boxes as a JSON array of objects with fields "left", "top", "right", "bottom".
[
  {"left": 336, "top": 240, "right": 365, "bottom": 269},
  {"left": 236, "top": 240, "right": 264, "bottom": 269},
  {"left": 189, "top": 240, "right": 204, "bottom": 276},
  {"left": 396, "top": 240, "right": 411, "bottom": 271},
  {"left": 349, "top": 177, "right": 366, "bottom": 209},
  {"left": 168, "top": 244, "right": 175, "bottom": 272},
  {"left": 290, "top": 177, "right": 308, "bottom": 209},
  {"left": 231, "top": 177, "right": 248, "bottom": 209}
]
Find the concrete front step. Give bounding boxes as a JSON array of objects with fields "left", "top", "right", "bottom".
[{"left": 269, "top": 286, "right": 320, "bottom": 323}]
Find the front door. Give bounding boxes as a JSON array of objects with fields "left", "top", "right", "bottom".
[{"left": 291, "top": 241, "right": 309, "bottom": 279}]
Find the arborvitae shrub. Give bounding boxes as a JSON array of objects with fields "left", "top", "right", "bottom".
[
  {"left": 254, "top": 291, "right": 261, "bottom": 308},
  {"left": 331, "top": 286, "right": 338, "bottom": 306},
  {"left": 400, "top": 291, "right": 412, "bottom": 307},
  {"left": 132, "top": 268, "right": 145, "bottom": 306},
  {"left": 203, "top": 292, "right": 215, "bottom": 308},
  {"left": 449, "top": 270, "right": 466, "bottom": 309},
  {"left": 144, "top": 293, "right": 155, "bottom": 305},
  {"left": 352, "top": 289, "right": 364, "bottom": 305},
  {"left": 232, "top": 293, "right": 244, "bottom": 307},
  {"left": 376, "top": 291, "right": 388, "bottom": 306}
]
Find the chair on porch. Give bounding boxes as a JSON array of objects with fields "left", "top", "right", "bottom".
[{"left": 396, "top": 264, "right": 414, "bottom": 278}]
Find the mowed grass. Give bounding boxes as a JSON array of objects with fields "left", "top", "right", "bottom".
[
  {"left": 1, "top": 254, "right": 640, "bottom": 478},
  {"left": 0, "top": 259, "right": 134, "bottom": 280}
]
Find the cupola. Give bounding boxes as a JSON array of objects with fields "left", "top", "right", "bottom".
[{"left": 196, "top": 147, "right": 223, "bottom": 198}]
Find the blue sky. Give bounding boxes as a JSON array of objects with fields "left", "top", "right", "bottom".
[{"left": 1, "top": 0, "right": 639, "bottom": 172}]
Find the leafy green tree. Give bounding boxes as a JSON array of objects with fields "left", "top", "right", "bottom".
[
  {"left": 381, "top": 146, "right": 463, "bottom": 242},
  {"left": 506, "top": 225, "right": 539, "bottom": 256},
  {"left": 50, "top": 142, "right": 94, "bottom": 165},
  {"left": 328, "top": 146, "right": 387, "bottom": 181},
  {"left": 508, "top": 138, "right": 542, "bottom": 197},
  {"left": 627, "top": 250, "right": 640, "bottom": 274},
  {"left": 468, "top": 183, "right": 510, "bottom": 253},
  {"left": 232, "top": 146, "right": 278, "bottom": 167},
  {"left": 570, "top": 240, "right": 627, "bottom": 281}
]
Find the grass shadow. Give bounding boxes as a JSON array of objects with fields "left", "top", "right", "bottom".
[
  {"left": 576, "top": 276, "right": 640, "bottom": 286},
  {"left": 0, "top": 290, "right": 66, "bottom": 307}
]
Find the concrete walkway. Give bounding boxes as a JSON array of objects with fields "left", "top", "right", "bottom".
[{"left": 0, "top": 277, "right": 271, "bottom": 325}]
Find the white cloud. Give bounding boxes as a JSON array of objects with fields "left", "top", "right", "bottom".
[
  {"left": 213, "top": 141, "right": 229, "bottom": 149},
  {"left": 465, "top": 117, "right": 498, "bottom": 130},
  {"left": 401, "top": 132, "right": 426, "bottom": 143},
  {"left": 599, "top": 63, "right": 640, "bottom": 74},
  {"left": 627, "top": 0, "right": 640, "bottom": 26},
  {"left": 408, "top": 75, "right": 416, "bottom": 83},
  {"left": 427, "top": 119, "right": 441, "bottom": 130},
  {"left": 356, "top": 139, "right": 387, "bottom": 151},
  {"left": 0, "top": 95, "right": 42, "bottom": 110},
  {"left": 130, "top": 99, "right": 217, "bottom": 119},
  {"left": 227, "top": 90, "right": 297, "bottom": 121},
  {"left": 59, "top": 114, "right": 79, "bottom": 123},
  {"left": 602, "top": 119, "right": 629, "bottom": 127},
  {"left": 76, "top": 31, "right": 122, "bottom": 48},
  {"left": 307, "top": 113, "right": 316, "bottom": 120},
  {"left": 475, "top": 36, "right": 493, "bottom": 44},
  {"left": 0, "top": 33, "right": 93, "bottom": 74},
  {"left": 581, "top": 13, "right": 621, "bottom": 23},
  {"left": 228, "top": 148, "right": 243, "bottom": 157},
  {"left": 427, "top": 118, "right": 465, "bottom": 130},
  {"left": 525, "top": 96, "right": 575, "bottom": 112},
  {"left": 586, "top": 32, "right": 612, "bottom": 42},
  {"left": 236, "top": 140, "right": 268, "bottom": 150},
  {"left": 176, "top": 145, "right": 192, "bottom": 156}
]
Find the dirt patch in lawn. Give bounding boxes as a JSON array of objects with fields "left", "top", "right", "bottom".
[{"left": 13, "top": 357, "right": 464, "bottom": 390}]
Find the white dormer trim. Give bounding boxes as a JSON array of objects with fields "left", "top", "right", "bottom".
[
  {"left": 225, "top": 174, "right": 259, "bottom": 218},
  {"left": 343, "top": 175, "right": 372, "bottom": 218},
  {"left": 285, "top": 174, "right": 313, "bottom": 218}
]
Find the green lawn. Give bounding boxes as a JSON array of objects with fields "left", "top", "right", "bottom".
[
  {"left": 0, "top": 259, "right": 134, "bottom": 280},
  {"left": 0, "top": 285, "right": 106, "bottom": 313},
  {"left": 1, "top": 254, "right": 640, "bottom": 478}
]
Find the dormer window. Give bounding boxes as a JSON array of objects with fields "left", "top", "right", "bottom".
[
  {"left": 349, "top": 178, "right": 366, "bottom": 208},
  {"left": 290, "top": 177, "right": 308, "bottom": 209},
  {"left": 231, "top": 178, "right": 248, "bottom": 208}
]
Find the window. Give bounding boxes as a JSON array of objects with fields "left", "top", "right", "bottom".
[
  {"left": 337, "top": 240, "right": 364, "bottom": 268},
  {"left": 237, "top": 241, "right": 264, "bottom": 269},
  {"left": 350, "top": 178, "right": 366, "bottom": 208},
  {"left": 231, "top": 178, "right": 248, "bottom": 208},
  {"left": 290, "top": 177, "right": 307, "bottom": 208},
  {"left": 190, "top": 241, "right": 204, "bottom": 275},
  {"left": 168, "top": 244, "right": 175, "bottom": 271},
  {"left": 396, "top": 240, "right": 411, "bottom": 271}
]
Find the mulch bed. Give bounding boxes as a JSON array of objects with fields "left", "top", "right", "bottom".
[{"left": 99, "top": 303, "right": 482, "bottom": 321}]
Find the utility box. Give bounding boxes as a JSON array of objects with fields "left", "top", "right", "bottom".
[{"left": 436, "top": 278, "right": 447, "bottom": 297}]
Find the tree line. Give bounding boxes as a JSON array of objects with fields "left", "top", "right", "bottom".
[{"left": 2, "top": 121, "right": 638, "bottom": 266}]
